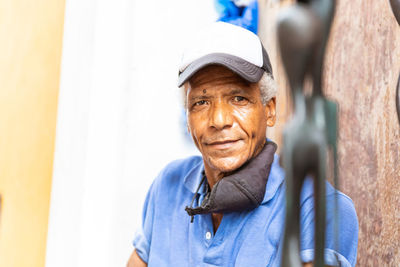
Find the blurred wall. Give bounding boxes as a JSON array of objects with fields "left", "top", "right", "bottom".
[
  {"left": 46, "top": 1, "right": 215, "bottom": 266},
  {"left": 259, "top": 0, "right": 400, "bottom": 265},
  {"left": 0, "top": 0, "right": 65, "bottom": 266}
]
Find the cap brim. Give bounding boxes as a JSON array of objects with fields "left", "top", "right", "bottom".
[{"left": 177, "top": 53, "right": 264, "bottom": 87}]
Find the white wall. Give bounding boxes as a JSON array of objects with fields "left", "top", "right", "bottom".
[{"left": 46, "top": 1, "right": 216, "bottom": 266}]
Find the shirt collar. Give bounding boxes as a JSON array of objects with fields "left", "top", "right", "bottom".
[
  {"left": 183, "top": 159, "right": 207, "bottom": 195},
  {"left": 262, "top": 154, "right": 285, "bottom": 204},
  {"left": 183, "top": 153, "right": 285, "bottom": 204}
]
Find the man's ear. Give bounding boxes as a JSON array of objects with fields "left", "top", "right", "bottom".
[{"left": 265, "top": 97, "right": 276, "bottom": 127}]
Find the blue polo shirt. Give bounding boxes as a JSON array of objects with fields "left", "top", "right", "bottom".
[{"left": 133, "top": 154, "right": 358, "bottom": 266}]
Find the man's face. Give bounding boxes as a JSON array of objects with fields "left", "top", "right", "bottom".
[{"left": 186, "top": 65, "right": 276, "bottom": 175}]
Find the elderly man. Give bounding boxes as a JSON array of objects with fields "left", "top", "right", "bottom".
[{"left": 127, "top": 22, "right": 358, "bottom": 267}]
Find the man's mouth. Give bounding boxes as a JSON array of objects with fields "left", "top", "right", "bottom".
[{"left": 206, "top": 139, "right": 240, "bottom": 149}]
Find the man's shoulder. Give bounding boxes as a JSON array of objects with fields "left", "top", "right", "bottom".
[
  {"left": 152, "top": 155, "right": 203, "bottom": 189},
  {"left": 301, "top": 178, "right": 356, "bottom": 204},
  {"left": 159, "top": 155, "right": 203, "bottom": 177},
  {"left": 300, "top": 178, "right": 358, "bottom": 227}
]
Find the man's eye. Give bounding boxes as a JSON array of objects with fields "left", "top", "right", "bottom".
[
  {"left": 233, "top": 96, "right": 247, "bottom": 102},
  {"left": 194, "top": 100, "right": 207, "bottom": 106}
]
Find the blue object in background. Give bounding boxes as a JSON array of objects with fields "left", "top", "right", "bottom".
[{"left": 214, "top": 0, "right": 259, "bottom": 34}]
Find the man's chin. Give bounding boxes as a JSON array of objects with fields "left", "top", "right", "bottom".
[{"left": 207, "top": 156, "right": 247, "bottom": 174}]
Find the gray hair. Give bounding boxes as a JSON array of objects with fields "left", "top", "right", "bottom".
[
  {"left": 181, "top": 72, "right": 277, "bottom": 109},
  {"left": 258, "top": 72, "right": 277, "bottom": 105}
]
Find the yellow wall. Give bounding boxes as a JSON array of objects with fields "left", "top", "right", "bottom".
[{"left": 0, "top": 0, "right": 65, "bottom": 266}]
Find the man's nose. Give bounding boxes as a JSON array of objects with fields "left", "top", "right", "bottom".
[{"left": 209, "top": 101, "right": 233, "bottom": 130}]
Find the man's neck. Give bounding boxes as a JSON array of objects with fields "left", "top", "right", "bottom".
[
  {"left": 203, "top": 166, "right": 224, "bottom": 190},
  {"left": 212, "top": 213, "right": 223, "bottom": 233}
]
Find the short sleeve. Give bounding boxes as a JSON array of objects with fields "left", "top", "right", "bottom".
[
  {"left": 132, "top": 181, "right": 157, "bottom": 263},
  {"left": 300, "top": 189, "right": 359, "bottom": 267}
]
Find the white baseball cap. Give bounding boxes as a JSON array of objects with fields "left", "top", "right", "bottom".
[{"left": 177, "top": 22, "right": 273, "bottom": 87}]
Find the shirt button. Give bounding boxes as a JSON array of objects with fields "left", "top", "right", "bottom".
[{"left": 205, "top": 231, "right": 212, "bottom": 240}]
